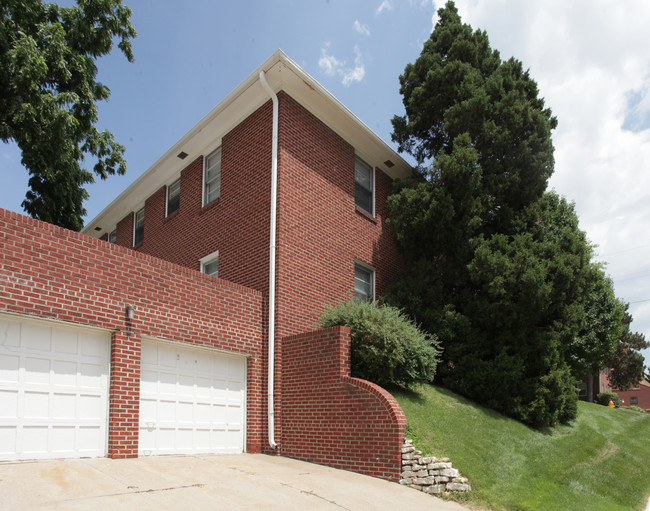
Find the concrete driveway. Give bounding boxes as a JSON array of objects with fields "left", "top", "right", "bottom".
[{"left": 0, "top": 454, "right": 473, "bottom": 511}]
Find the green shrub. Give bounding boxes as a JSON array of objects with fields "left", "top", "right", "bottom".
[
  {"left": 320, "top": 299, "right": 441, "bottom": 387},
  {"left": 621, "top": 405, "right": 646, "bottom": 413},
  {"left": 596, "top": 392, "right": 620, "bottom": 407}
]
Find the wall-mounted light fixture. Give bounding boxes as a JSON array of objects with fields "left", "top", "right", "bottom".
[{"left": 125, "top": 305, "right": 135, "bottom": 320}]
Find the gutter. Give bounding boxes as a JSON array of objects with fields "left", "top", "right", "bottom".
[{"left": 259, "top": 70, "right": 279, "bottom": 450}]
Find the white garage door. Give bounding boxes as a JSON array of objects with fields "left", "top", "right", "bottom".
[
  {"left": 0, "top": 315, "right": 110, "bottom": 461},
  {"left": 139, "top": 340, "right": 246, "bottom": 456}
]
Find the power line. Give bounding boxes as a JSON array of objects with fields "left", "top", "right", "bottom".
[{"left": 598, "top": 244, "right": 650, "bottom": 257}]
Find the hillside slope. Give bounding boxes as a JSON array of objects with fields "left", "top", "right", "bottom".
[{"left": 393, "top": 385, "right": 650, "bottom": 511}]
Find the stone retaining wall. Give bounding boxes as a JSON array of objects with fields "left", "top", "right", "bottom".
[{"left": 400, "top": 439, "right": 471, "bottom": 494}]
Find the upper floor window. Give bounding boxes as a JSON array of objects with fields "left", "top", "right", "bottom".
[
  {"left": 355, "top": 156, "right": 374, "bottom": 215},
  {"left": 204, "top": 147, "right": 222, "bottom": 206},
  {"left": 108, "top": 229, "right": 117, "bottom": 244},
  {"left": 200, "top": 250, "right": 219, "bottom": 278},
  {"left": 354, "top": 262, "right": 374, "bottom": 302},
  {"left": 134, "top": 207, "right": 145, "bottom": 246},
  {"left": 167, "top": 178, "right": 180, "bottom": 216}
]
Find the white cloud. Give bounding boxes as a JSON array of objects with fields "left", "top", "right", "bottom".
[
  {"left": 318, "top": 42, "right": 344, "bottom": 76},
  {"left": 318, "top": 44, "right": 366, "bottom": 86},
  {"left": 353, "top": 20, "right": 371, "bottom": 37},
  {"left": 452, "top": 0, "right": 650, "bottom": 362},
  {"left": 376, "top": 0, "right": 393, "bottom": 16}
]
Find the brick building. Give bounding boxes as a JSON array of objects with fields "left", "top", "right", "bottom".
[
  {"left": 616, "top": 379, "right": 650, "bottom": 411},
  {"left": 0, "top": 51, "right": 409, "bottom": 479}
]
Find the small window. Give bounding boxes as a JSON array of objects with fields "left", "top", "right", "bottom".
[
  {"left": 200, "top": 251, "right": 219, "bottom": 278},
  {"left": 204, "top": 147, "right": 222, "bottom": 205},
  {"left": 134, "top": 207, "right": 145, "bottom": 246},
  {"left": 108, "top": 229, "right": 117, "bottom": 244},
  {"left": 631, "top": 397, "right": 638, "bottom": 405},
  {"left": 167, "top": 178, "right": 180, "bottom": 216},
  {"left": 354, "top": 262, "right": 374, "bottom": 302},
  {"left": 577, "top": 382, "right": 587, "bottom": 397},
  {"left": 355, "top": 156, "right": 374, "bottom": 215}
]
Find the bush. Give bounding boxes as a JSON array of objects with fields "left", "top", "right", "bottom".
[
  {"left": 621, "top": 406, "right": 646, "bottom": 413},
  {"left": 596, "top": 392, "right": 620, "bottom": 407},
  {"left": 320, "top": 300, "right": 441, "bottom": 388}
]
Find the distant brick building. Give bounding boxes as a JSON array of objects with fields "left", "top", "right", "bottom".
[
  {"left": 0, "top": 51, "right": 408, "bottom": 479},
  {"left": 616, "top": 380, "right": 650, "bottom": 411}
]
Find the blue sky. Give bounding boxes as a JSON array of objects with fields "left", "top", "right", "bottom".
[{"left": 2, "top": 0, "right": 650, "bottom": 368}]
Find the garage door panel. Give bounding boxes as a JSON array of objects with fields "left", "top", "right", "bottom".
[
  {"left": 52, "top": 393, "right": 76, "bottom": 418},
  {"left": 0, "top": 390, "right": 18, "bottom": 416},
  {"left": 158, "top": 346, "right": 178, "bottom": 368},
  {"left": 0, "top": 319, "right": 20, "bottom": 346},
  {"left": 22, "top": 324, "right": 51, "bottom": 351},
  {"left": 79, "top": 363, "right": 104, "bottom": 387},
  {"left": 53, "top": 358, "right": 76, "bottom": 378},
  {"left": 226, "top": 405, "right": 242, "bottom": 423},
  {"left": 195, "top": 429, "right": 211, "bottom": 448},
  {"left": 139, "top": 340, "right": 246, "bottom": 456},
  {"left": 53, "top": 332, "right": 78, "bottom": 355},
  {"left": 177, "top": 400, "right": 193, "bottom": 419},
  {"left": 0, "top": 353, "right": 20, "bottom": 380},
  {"left": 24, "top": 391, "right": 49, "bottom": 418},
  {"left": 159, "top": 371, "right": 177, "bottom": 394},
  {"left": 22, "top": 426, "right": 48, "bottom": 453},
  {"left": 195, "top": 403, "right": 211, "bottom": 423},
  {"left": 0, "top": 315, "right": 109, "bottom": 461},
  {"left": 195, "top": 355, "right": 212, "bottom": 374},
  {"left": 178, "top": 374, "right": 194, "bottom": 395},
  {"left": 51, "top": 426, "right": 75, "bottom": 451},
  {"left": 141, "top": 342, "right": 157, "bottom": 364},
  {"left": 140, "top": 398, "right": 157, "bottom": 422},
  {"left": 25, "top": 357, "right": 51, "bottom": 384},
  {"left": 0, "top": 427, "right": 16, "bottom": 454},
  {"left": 80, "top": 332, "right": 108, "bottom": 358},
  {"left": 79, "top": 394, "right": 103, "bottom": 419},
  {"left": 78, "top": 426, "right": 103, "bottom": 451}
]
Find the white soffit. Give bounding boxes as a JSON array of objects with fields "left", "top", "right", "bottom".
[{"left": 84, "top": 50, "right": 411, "bottom": 237}]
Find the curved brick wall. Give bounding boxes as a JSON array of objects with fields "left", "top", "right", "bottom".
[{"left": 281, "top": 326, "right": 407, "bottom": 480}]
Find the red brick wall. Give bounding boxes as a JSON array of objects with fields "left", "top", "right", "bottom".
[
  {"left": 111, "top": 92, "right": 404, "bottom": 335},
  {"left": 118, "top": 102, "right": 273, "bottom": 295},
  {"left": 281, "top": 326, "right": 406, "bottom": 480},
  {"left": 616, "top": 382, "right": 650, "bottom": 411},
  {"left": 0, "top": 208, "right": 264, "bottom": 456},
  {"left": 108, "top": 330, "right": 141, "bottom": 458},
  {"left": 275, "top": 93, "right": 404, "bottom": 339}
]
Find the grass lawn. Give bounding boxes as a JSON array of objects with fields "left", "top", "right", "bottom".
[{"left": 393, "top": 384, "right": 650, "bottom": 511}]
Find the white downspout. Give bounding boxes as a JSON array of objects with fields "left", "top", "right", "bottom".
[{"left": 259, "top": 70, "right": 279, "bottom": 450}]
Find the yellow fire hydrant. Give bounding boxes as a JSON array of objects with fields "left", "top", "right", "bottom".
[{"left": 608, "top": 400, "right": 615, "bottom": 408}]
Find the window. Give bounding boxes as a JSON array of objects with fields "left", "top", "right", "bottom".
[
  {"left": 355, "top": 156, "right": 374, "bottom": 215},
  {"left": 204, "top": 147, "right": 222, "bottom": 205},
  {"left": 134, "top": 207, "right": 145, "bottom": 246},
  {"left": 577, "top": 382, "right": 587, "bottom": 397},
  {"left": 354, "top": 262, "right": 374, "bottom": 302},
  {"left": 108, "top": 229, "right": 117, "bottom": 244},
  {"left": 167, "top": 178, "right": 180, "bottom": 216},
  {"left": 200, "top": 251, "right": 219, "bottom": 278},
  {"left": 631, "top": 397, "right": 638, "bottom": 405}
]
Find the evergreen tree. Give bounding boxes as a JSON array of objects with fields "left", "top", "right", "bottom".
[
  {"left": 0, "top": 0, "right": 136, "bottom": 230},
  {"left": 385, "top": 2, "right": 612, "bottom": 426},
  {"left": 606, "top": 305, "right": 649, "bottom": 391}
]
